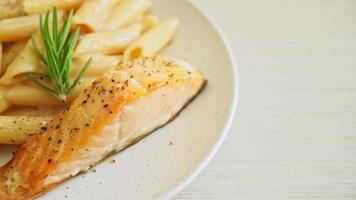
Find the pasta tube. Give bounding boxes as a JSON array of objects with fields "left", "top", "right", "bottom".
[
  {"left": 0, "top": 11, "right": 64, "bottom": 42},
  {"left": 0, "top": 0, "right": 23, "bottom": 20},
  {"left": 0, "top": 116, "right": 50, "bottom": 144},
  {"left": 0, "top": 34, "right": 44, "bottom": 85},
  {"left": 73, "top": 0, "right": 121, "bottom": 32},
  {"left": 124, "top": 18, "right": 179, "bottom": 60},
  {"left": 0, "top": 86, "right": 11, "bottom": 113},
  {"left": 3, "top": 106, "right": 57, "bottom": 116},
  {"left": 74, "top": 24, "right": 142, "bottom": 57},
  {"left": 1, "top": 40, "right": 27, "bottom": 74},
  {"left": 72, "top": 54, "right": 121, "bottom": 77},
  {"left": 6, "top": 84, "right": 61, "bottom": 106},
  {"left": 5, "top": 77, "right": 95, "bottom": 106},
  {"left": 101, "top": 0, "right": 152, "bottom": 31},
  {"left": 0, "top": 43, "right": 2, "bottom": 74},
  {"left": 0, "top": 15, "right": 40, "bottom": 42},
  {"left": 22, "top": 0, "right": 84, "bottom": 15},
  {"left": 142, "top": 14, "right": 159, "bottom": 32}
]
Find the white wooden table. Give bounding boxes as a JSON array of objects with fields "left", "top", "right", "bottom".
[{"left": 175, "top": 0, "right": 356, "bottom": 199}]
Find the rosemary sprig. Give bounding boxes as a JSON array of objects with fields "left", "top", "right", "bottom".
[{"left": 28, "top": 7, "right": 91, "bottom": 102}]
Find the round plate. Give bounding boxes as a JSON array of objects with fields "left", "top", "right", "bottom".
[{"left": 0, "top": 0, "right": 238, "bottom": 199}]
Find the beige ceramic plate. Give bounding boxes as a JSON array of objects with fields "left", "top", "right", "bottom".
[{"left": 0, "top": 0, "right": 238, "bottom": 199}]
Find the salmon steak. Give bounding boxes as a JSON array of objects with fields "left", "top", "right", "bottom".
[{"left": 0, "top": 56, "right": 206, "bottom": 200}]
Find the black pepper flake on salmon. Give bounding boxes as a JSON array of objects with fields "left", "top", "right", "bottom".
[
  {"left": 103, "top": 104, "right": 109, "bottom": 108},
  {"left": 57, "top": 140, "right": 62, "bottom": 144},
  {"left": 48, "top": 159, "right": 52, "bottom": 164},
  {"left": 41, "top": 127, "right": 47, "bottom": 131},
  {"left": 101, "top": 88, "right": 107, "bottom": 94},
  {"left": 81, "top": 100, "right": 87, "bottom": 105}
]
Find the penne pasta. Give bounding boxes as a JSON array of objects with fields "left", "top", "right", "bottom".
[
  {"left": 0, "top": 116, "right": 50, "bottom": 144},
  {"left": 0, "top": 0, "right": 23, "bottom": 20},
  {"left": 72, "top": 54, "right": 121, "bottom": 77},
  {"left": 142, "top": 14, "right": 159, "bottom": 32},
  {"left": 0, "top": 43, "right": 2, "bottom": 74},
  {"left": 100, "top": 0, "right": 153, "bottom": 31},
  {"left": 0, "top": 86, "right": 11, "bottom": 113},
  {"left": 5, "top": 77, "right": 95, "bottom": 107},
  {"left": 0, "top": 15, "right": 40, "bottom": 42},
  {"left": 1, "top": 40, "right": 27, "bottom": 75},
  {"left": 3, "top": 106, "right": 62, "bottom": 116},
  {"left": 0, "top": 34, "right": 44, "bottom": 85},
  {"left": 22, "top": 0, "right": 84, "bottom": 15},
  {"left": 124, "top": 18, "right": 179, "bottom": 60},
  {"left": 74, "top": 24, "right": 142, "bottom": 57},
  {"left": 6, "top": 84, "right": 61, "bottom": 106},
  {"left": 73, "top": 0, "right": 121, "bottom": 32},
  {"left": 0, "top": 11, "right": 65, "bottom": 42}
]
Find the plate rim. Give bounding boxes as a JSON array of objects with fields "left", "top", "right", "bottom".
[{"left": 160, "top": 1, "right": 239, "bottom": 199}]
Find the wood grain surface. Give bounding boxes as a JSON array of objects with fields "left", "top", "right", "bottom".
[{"left": 175, "top": 0, "right": 356, "bottom": 199}]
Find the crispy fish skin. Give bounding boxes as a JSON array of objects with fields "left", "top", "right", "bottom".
[{"left": 0, "top": 56, "right": 205, "bottom": 200}]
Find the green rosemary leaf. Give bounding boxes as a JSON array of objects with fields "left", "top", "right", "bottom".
[
  {"left": 58, "top": 10, "right": 73, "bottom": 52},
  {"left": 68, "top": 58, "right": 92, "bottom": 94},
  {"left": 31, "top": 33, "right": 47, "bottom": 65},
  {"left": 28, "top": 7, "right": 91, "bottom": 102},
  {"left": 27, "top": 73, "right": 56, "bottom": 95},
  {"left": 64, "top": 28, "right": 80, "bottom": 82},
  {"left": 29, "top": 72, "right": 51, "bottom": 79},
  {"left": 52, "top": 7, "right": 58, "bottom": 44}
]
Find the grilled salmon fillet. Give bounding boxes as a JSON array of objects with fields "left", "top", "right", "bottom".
[{"left": 0, "top": 56, "right": 205, "bottom": 200}]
